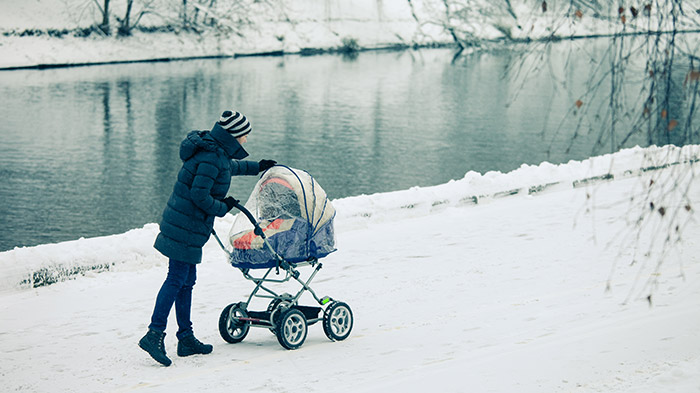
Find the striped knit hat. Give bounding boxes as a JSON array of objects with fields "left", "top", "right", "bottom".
[{"left": 218, "top": 110, "right": 252, "bottom": 138}]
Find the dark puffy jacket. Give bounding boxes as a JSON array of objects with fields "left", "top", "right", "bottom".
[{"left": 154, "top": 124, "right": 260, "bottom": 264}]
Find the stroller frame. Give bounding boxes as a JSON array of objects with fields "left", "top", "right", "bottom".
[{"left": 213, "top": 201, "right": 353, "bottom": 350}]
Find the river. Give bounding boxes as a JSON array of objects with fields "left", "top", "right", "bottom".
[{"left": 0, "top": 39, "right": 696, "bottom": 251}]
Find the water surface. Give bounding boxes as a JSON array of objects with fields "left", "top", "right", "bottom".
[{"left": 0, "top": 41, "right": 695, "bottom": 251}]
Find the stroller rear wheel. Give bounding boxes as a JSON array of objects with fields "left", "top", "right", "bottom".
[
  {"left": 267, "top": 298, "right": 292, "bottom": 334},
  {"left": 323, "top": 301, "right": 353, "bottom": 341},
  {"left": 276, "top": 308, "right": 308, "bottom": 350},
  {"left": 219, "top": 303, "right": 250, "bottom": 343}
]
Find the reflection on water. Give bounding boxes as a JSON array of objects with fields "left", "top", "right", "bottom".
[{"left": 0, "top": 40, "right": 697, "bottom": 251}]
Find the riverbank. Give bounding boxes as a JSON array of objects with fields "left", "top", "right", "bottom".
[
  {"left": 0, "top": 0, "right": 452, "bottom": 70},
  {"left": 3, "top": 0, "right": 699, "bottom": 70},
  {"left": 0, "top": 36, "right": 451, "bottom": 71},
  {"left": 3, "top": 144, "right": 698, "bottom": 290}
]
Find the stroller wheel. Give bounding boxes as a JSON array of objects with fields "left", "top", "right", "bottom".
[
  {"left": 266, "top": 293, "right": 293, "bottom": 314},
  {"left": 219, "top": 303, "right": 250, "bottom": 343},
  {"left": 266, "top": 298, "right": 283, "bottom": 313},
  {"left": 323, "top": 301, "right": 353, "bottom": 341},
  {"left": 276, "top": 308, "right": 307, "bottom": 350},
  {"left": 267, "top": 299, "right": 291, "bottom": 334}
]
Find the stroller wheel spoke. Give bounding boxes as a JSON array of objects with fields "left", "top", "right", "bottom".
[
  {"left": 276, "top": 309, "right": 307, "bottom": 350},
  {"left": 218, "top": 303, "right": 250, "bottom": 343}
]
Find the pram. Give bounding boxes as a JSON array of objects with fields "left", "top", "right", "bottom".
[{"left": 213, "top": 165, "right": 353, "bottom": 350}]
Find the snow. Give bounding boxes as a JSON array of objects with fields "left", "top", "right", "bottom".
[
  {"left": 1, "top": 144, "right": 699, "bottom": 392},
  {"left": 2, "top": 1, "right": 700, "bottom": 391},
  {"left": 3, "top": 0, "right": 699, "bottom": 69},
  {"left": 0, "top": 0, "right": 451, "bottom": 69}
]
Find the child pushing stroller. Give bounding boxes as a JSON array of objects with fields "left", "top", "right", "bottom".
[{"left": 139, "top": 110, "right": 276, "bottom": 367}]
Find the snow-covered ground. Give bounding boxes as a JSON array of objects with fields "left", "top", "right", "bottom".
[
  {"left": 1, "top": 144, "right": 699, "bottom": 392},
  {"left": 3, "top": 2, "right": 700, "bottom": 391},
  {"left": 0, "top": 0, "right": 449, "bottom": 69},
  {"left": 3, "top": 0, "right": 699, "bottom": 69}
]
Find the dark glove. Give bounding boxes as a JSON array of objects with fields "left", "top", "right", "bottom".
[
  {"left": 223, "top": 196, "right": 239, "bottom": 212},
  {"left": 258, "top": 159, "right": 277, "bottom": 173}
]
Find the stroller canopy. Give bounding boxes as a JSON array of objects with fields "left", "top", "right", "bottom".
[{"left": 228, "top": 166, "right": 336, "bottom": 268}]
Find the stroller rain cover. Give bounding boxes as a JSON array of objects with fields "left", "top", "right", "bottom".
[{"left": 227, "top": 166, "right": 336, "bottom": 269}]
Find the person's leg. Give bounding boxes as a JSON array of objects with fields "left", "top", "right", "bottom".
[
  {"left": 175, "top": 263, "right": 197, "bottom": 339},
  {"left": 140, "top": 259, "right": 189, "bottom": 366},
  {"left": 148, "top": 259, "right": 190, "bottom": 333},
  {"left": 173, "top": 263, "right": 214, "bottom": 356}
]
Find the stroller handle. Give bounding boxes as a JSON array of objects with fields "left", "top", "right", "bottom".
[
  {"left": 232, "top": 200, "right": 265, "bottom": 238},
  {"left": 225, "top": 199, "right": 287, "bottom": 271}
]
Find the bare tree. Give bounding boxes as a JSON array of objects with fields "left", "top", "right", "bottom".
[
  {"left": 191, "top": 0, "right": 218, "bottom": 26},
  {"left": 116, "top": 0, "right": 155, "bottom": 36},
  {"left": 93, "top": 0, "right": 111, "bottom": 35},
  {"left": 181, "top": 0, "right": 189, "bottom": 28},
  {"left": 505, "top": 1, "right": 699, "bottom": 302},
  {"left": 117, "top": 0, "right": 135, "bottom": 35}
]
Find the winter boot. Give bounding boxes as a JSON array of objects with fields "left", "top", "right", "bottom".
[
  {"left": 138, "top": 329, "right": 172, "bottom": 366},
  {"left": 177, "top": 334, "right": 213, "bottom": 357}
]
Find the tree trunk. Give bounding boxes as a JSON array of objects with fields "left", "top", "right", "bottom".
[
  {"left": 124, "top": 0, "right": 132, "bottom": 29},
  {"left": 100, "top": 0, "right": 110, "bottom": 35},
  {"left": 207, "top": 0, "right": 216, "bottom": 25},
  {"left": 118, "top": 0, "right": 134, "bottom": 36}
]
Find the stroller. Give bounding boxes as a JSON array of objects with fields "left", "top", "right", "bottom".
[{"left": 213, "top": 165, "right": 353, "bottom": 350}]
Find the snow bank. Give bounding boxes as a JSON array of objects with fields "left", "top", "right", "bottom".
[
  {"left": 334, "top": 144, "right": 700, "bottom": 229},
  {"left": 0, "top": 0, "right": 452, "bottom": 69},
  {"left": 3, "top": 0, "right": 698, "bottom": 70},
  {"left": 1, "top": 144, "right": 698, "bottom": 292},
  {"left": 0, "top": 224, "right": 161, "bottom": 291}
]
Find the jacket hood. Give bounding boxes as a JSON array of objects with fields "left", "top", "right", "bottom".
[
  {"left": 179, "top": 131, "right": 216, "bottom": 161},
  {"left": 179, "top": 125, "right": 249, "bottom": 161}
]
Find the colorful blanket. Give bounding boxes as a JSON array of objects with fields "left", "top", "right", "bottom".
[{"left": 229, "top": 218, "right": 335, "bottom": 269}]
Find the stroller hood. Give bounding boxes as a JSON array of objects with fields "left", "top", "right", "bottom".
[{"left": 228, "top": 166, "right": 336, "bottom": 268}]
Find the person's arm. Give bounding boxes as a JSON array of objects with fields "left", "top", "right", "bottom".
[
  {"left": 230, "top": 160, "right": 261, "bottom": 176},
  {"left": 191, "top": 162, "right": 228, "bottom": 217}
]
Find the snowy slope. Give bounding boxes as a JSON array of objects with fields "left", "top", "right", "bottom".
[
  {"left": 3, "top": 0, "right": 699, "bottom": 69},
  {"left": 2, "top": 144, "right": 697, "bottom": 291},
  {"left": 1, "top": 144, "right": 699, "bottom": 392},
  {"left": 0, "top": 0, "right": 451, "bottom": 69}
]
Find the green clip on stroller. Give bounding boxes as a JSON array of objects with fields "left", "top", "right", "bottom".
[{"left": 212, "top": 165, "right": 353, "bottom": 350}]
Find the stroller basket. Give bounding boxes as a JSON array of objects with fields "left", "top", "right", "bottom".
[
  {"left": 245, "top": 305, "right": 321, "bottom": 327},
  {"left": 214, "top": 166, "right": 353, "bottom": 350}
]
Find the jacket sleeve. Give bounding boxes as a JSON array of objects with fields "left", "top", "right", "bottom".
[
  {"left": 191, "top": 162, "right": 228, "bottom": 217},
  {"left": 230, "top": 159, "right": 261, "bottom": 176}
]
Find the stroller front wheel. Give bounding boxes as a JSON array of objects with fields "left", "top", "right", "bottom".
[
  {"left": 219, "top": 303, "right": 250, "bottom": 343},
  {"left": 276, "top": 308, "right": 308, "bottom": 350},
  {"left": 323, "top": 301, "right": 353, "bottom": 341}
]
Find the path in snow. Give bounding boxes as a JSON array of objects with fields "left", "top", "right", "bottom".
[{"left": 1, "top": 167, "right": 699, "bottom": 392}]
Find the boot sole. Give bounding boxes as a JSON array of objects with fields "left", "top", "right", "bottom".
[{"left": 177, "top": 348, "right": 213, "bottom": 357}]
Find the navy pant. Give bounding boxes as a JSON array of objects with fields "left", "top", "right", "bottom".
[{"left": 148, "top": 259, "right": 197, "bottom": 340}]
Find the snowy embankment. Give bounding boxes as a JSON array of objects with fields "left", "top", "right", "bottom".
[
  {"left": 3, "top": 0, "right": 697, "bottom": 70},
  {"left": 1, "top": 144, "right": 700, "bottom": 393},
  {"left": 1, "top": 144, "right": 698, "bottom": 292},
  {"left": 0, "top": 0, "right": 449, "bottom": 70}
]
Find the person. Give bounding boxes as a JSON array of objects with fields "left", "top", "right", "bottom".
[{"left": 138, "top": 110, "right": 276, "bottom": 366}]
